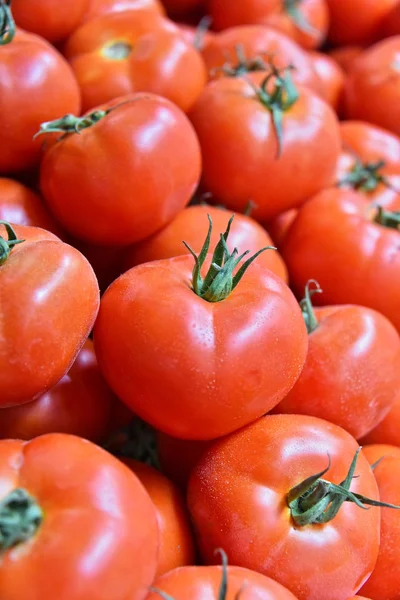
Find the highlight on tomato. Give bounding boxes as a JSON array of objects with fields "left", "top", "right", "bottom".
[
  {"left": 308, "top": 51, "right": 345, "bottom": 111},
  {"left": 82, "top": 0, "right": 165, "bottom": 23}
]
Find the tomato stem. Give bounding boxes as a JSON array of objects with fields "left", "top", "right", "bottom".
[
  {"left": 193, "top": 15, "right": 212, "bottom": 51},
  {"left": 0, "top": 0, "right": 15, "bottom": 45},
  {"left": 0, "top": 220, "right": 25, "bottom": 265},
  {"left": 300, "top": 279, "right": 322, "bottom": 334},
  {"left": 0, "top": 488, "right": 43, "bottom": 552},
  {"left": 214, "top": 43, "right": 269, "bottom": 78},
  {"left": 184, "top": 215, "right": 275, "bottom": 303},
  {"left": 102, "top": 418, "right": 160, "bottom": 469},
  {"left": 338, "top": 159, "right": 388, "bottom": 192},
  {"left": 374, "top": 206, "right": 400, "bottom": 230},
  {"left": 283, "top": 0, "right": 318, "bottom": 36}
]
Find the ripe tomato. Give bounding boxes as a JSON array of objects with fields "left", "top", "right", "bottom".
[
  {"left": 0, "top": 222, "right": 99, "bottom": 407},
  {"left": 122, "top": 205, "right": 288, "bottom": 282},
  {"left": 39, "top": 94, "right": 201, "bottom": 246},
  {"left": 11, "top": 0, "right": 89, "bottom": 43},
  {"left": 344, "top": 37, "right": 400, "bottom": 137},
  {"left": 309, "top": 51, "right": 345, "bottom": 111},
  {"left": 94, "top": 216, "right": 308, "bottom": 440},
  {"left": 266, "top": 209, "right": 298, "bottom": 248},
  {"left": 325, "top": 0, "right": 398, "bottom": 46},
  {"left": 382, "top": 2, "right": 400, "bottom": 37},
  {"left": 339, "top": 120, "right": 400, "bottom": 166},
  {"left": 161, "top": 0, "right": 204, "bottom": 16},
  {"left": 189, "top": 75, "right": 340, "bottom": 222},
  {"left": 361, "top": 395, "right": 400, "bottom": 447},
  {"left": 72, "top": 239, "right": 126, "bottom": 293},
  {"left": 122, "top": 459, "right": 195, "bottom": 577},
  {"left": 281, "top": 188, "right": 400, "bottom": 332},
  {"left": 0, "top": 434, "right": 159, "bottom": 600},
  {"left": 0, "top": 340, "right": 114, "bottom": 443},
  {"left": 328, "top": 45, "right": 364, "bottom": 73},
  {"left": 82, "top": 0, "right": 165, "bottom": 23},
  {"left": 188, "top": 414, "right": 382, "bottom": 600},
  {"left": 359, "top": 444, "right": 400, "bottom": 599},
  {"left": 65, "top": 11, "right": 207, "bottom": 113},
  {"left": 272, "top": 285, "right": 400, "bottom": 439},
  {"left": 157, "top": 432, "right": 212, "bottom": 491}
]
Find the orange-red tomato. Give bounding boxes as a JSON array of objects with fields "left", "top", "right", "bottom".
[
  {"left": 12, "top": 0, "right": 89, "bottom": 43},
  {"left": 0, "top": 434, "right": 159, "bottom": 600},
  {"left": 0, "top": 223, "right": 100, "bottom": 407},
  {"left": 82, "top": 0, "right": 165, "bottom": 23},
  {"left": 122, "top": 205, "right": 288, "bottom": 282},
  {"left": 309, "top": 51, "right": 345, "bottom": 111},
  {"left": 122, "top": 459, "right": 195, "bottom": 577},
  {"left": 361, "top": 395, "right": 400, "bottom": 447},
  {"left": 0, "top": 340, "right": 114, "bottom": 443},
  {"left": 157, "top": 432, "right": 213, "bottom": 491},
  {"left": 328, "top": 45, "right": 364, "bottom": 73},
  {"left": 39, "top": 94, "right": 201, "bottom": 246},
  {"left": 65, "top": 11, "right": 207, "bottom": 113},
  {"left": 382, "top": 2, "right": 400, "bottom": 37},
  {"left": 266, "top": 209, "right": 298, "bottom": 248}
]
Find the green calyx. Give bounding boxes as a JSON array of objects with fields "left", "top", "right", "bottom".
[
  {"left": 0, "top": 0, "right": 15, "bottom": 45},
  {"left": 0, "top": 488, "right": 43, "bottom": 552},
  {"left": 103, "top": 417, "right": 160, "bottom": 470},
  {"left": 33, "top": 109, "right": 109, "bottom": 140},
  {"left": 0, "top": 221, "right": 24, "bottom": 265},
  {"left": 374, "top": 205, "right": 400, "bottom": 230},
  {"left": 338, "top": 159, "right": 388, "bottom": 193},
  {"left": 216, "top": 43, "right": 269, "bottom": 78},
  {"left": 284, "top": 0, "right": 318, "bottom": 36},
  {"left": 300, "top": 279, "right": 322, "bottom": 334},
  {"left": 183, "top": 215, "right": 275, "bottom": 303},
  {"left": 288, "top": 448, "right": 400, "bottom": 527}
]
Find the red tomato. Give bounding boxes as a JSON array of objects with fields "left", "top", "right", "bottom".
[
  {"left": 11, "top": 0, "right": 89, "bottom": 43},
  {"left": 272, "top": 289, "right": 400, "bottom": 439},
  {"left": 309, "top": 51, "right": 345, "bottom": 111},
  {"left": 188, "top": 414, "right": 382, "bottom": 600},
  {"left": 340, "top": 120, "right": 400, "bottom": 166},
  {"left": 266, "top": 209, "right": 298, "bottom": 248},
  {"left": 39, "top": 94, "right": 201, "bottom": 246},
  {"left": 94, "top": 217, "right": 308, "bottom": 440},
  {"left": 0, "top": 222, "right": 100, "bottom": 407},
  {"left": 0, "top": 340, "right": 114, "bottom": 443},
  {"left": 72, "top": 239, "right": 126, "bottom": 293},
  {"left": 281, "top": 188, "right": 400, "bottom": 332},
  {"left": 65, "top": 11, "right": 207, "bottom": 113},
  {"left": 361, "top": 395, "right": 400, "bottom": 447},
  {"left": 82, "top": 0, "right": 165, "bottom": 23},
  {"left": 189, "top": 75, "right": 340, "bottom": 222},
  {"left": 0, "top": 434, "right": 159, "bottom": 600},
  {"left": 344, "top": 37, "right": 400, "bottom": 137},
  {"left": 359, "top": 444, "right": 400, "bottom": 599},
  {"left": 382, "top": 2, "right": 400, "bottom": 37},
  {"left": 157, "top": 432, "right": 213, "bottom": 491},
  {"left": 161, "top": 0, "right": 204, "bottom": 16},
  {"left": 325, "top": 0, "right": 398, "bottom": 46},
  {"left": 122, "top": 459, "right": 195, "bottom": 577},
  {"left": 328, "top": 45, "right": 364, "bottom": 73},
  {"left": 122, "top": 205, "right": 288, "bottom": 282}
]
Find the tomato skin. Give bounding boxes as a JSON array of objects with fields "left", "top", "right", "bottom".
[
  {"left": 65, "top": 11, "right": 207, "bottom": 113},
  {"left": 161, "top": 0, "right": 204, "bottom": 16},
  {"left": 359, "top": 444, "right": 400, "bottom": 599},
  {"left": 0, "top": 434, "right": 159, "bottom": 600},
  {"left": 189, "top": 77, "right": 340, "bottom": 222},
  {"left": 344, "top": 37, "right": 400, "bottom": 137},
  {"left": 122, "top": 459, "right": 195, "bottom": 577},
  {"left": 309, "top": 51, "right": 345, "bottom": 111},
  {"left": 0, "top": 223, "right": 100, "bottom": 407},
  {"left": 122, "top": 205, "right": 288, "bottom": 282},
  {"left": 145, "top": 564, "right": 298, "bottom": 600},
  {"left": 12, "top": 0, "right": 89, "bottom": 43},
  {"left": 0, "top": 31, "right": 81, "bottom": 175},
  {"left": 157, "top": 432, "right": 213, "bottom": 491},
  {"left": 281, "top": 188, "right": 400, "bottom": 332},
  {"left": 361, "top": 395, "right": 400, "bottom": 447},
  {"left": 272, "top": 305, "right": 400, "bottom": 439},
  {"left": 39, "top": 94, "right": 201, "bottom": 246},
  {"left": 188, "top": 414, "right": 380, "bottom": 600},
  {"left": 328, "top": 45, "right": 364, "bottom": 73},
  {"left": 94, "top": 254, "right": 308, "bottom": 440},
  {"left": 0, "top": 340, "right": 113, "bottom": 442},
  {"left": 266, "top": 209, "right": 298, "bottom": 248},
  {"left": 82, "top": 0, "right": 165, "bottom": 23}
]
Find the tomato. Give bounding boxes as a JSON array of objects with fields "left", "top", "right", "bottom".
[
  {"left": 382, "top": 2, "right": 400, "bottom": 37},
  {"left": 281, "top": 188, "right": 400, "bottom": 332},
  {"left": 188, "top": 75, "right": 340, "bottom": 222},
  {"left": 188, "top": 413, "right": 383, "bottom": 600},
  {"left": 161, "top": 0, "right": 204, "bottom": 16},
  {"left": 0, "top": 177, "right": 63, "bottom": 237},
  {"left": 38, "top": 94, "right": 201, "bottom": 246},
  {"left": 0, "top": 20, "right": 80, "bottom": 174},
  {"left": 344, "top": 37, "right": 400, "bottom": 137},
  {"left": 0, "top": 340, "right": 114, "bottom": 443},
  {"left": 266, "top": 209, "right": 298, "bottom": 248},
  {"left": 72, "top": 239, "right": 126, "bottom": 293},
  {"left": 0, "top": 434, "right": 159, "bottom": 600},
  {"left": 328, "top": 45, "right": 364, "bottom": 73},
  {"left": 272, "top": 284, "right": 400, "bottom": 439},
  {"left": 339, "top": 120, "right": 400, "bottom": 167},
  {"left": 122, "top": 459, "right": 195, "bottom": 577},
  {"left": 359, "top": 444, "right": 400, "bottom": 599},
  {"left": 11, "top": 0, "right": 89, "bottom": 43},
  {"left": 157, "top": 432, "right": 213, "bottom": 491},
  {"left": 361, "top": 395, "right": 400, "bottom": 447},
  {"left": 122, "top": 205, "right": 288, "bottom": 282},
  {"left": 0, "top": 222, "right": 100, "bottom": 407},
  {"left": 82, "top": 0, "right": 165, "bottom": 23},
  {"left": 65, "top": 11, "right": 207, "bottom": 113},
  {"left": 94, "top": 216, "right": 308, "bottom": 440},
  {"left": 309, "top": 51, "right": 344, "bottom": 111},
  {"left": 325, "top": 0, "right": 398, "bottom": 46},
  {"left": 208, "top": 0, "right": 329, "bottom": 50}
]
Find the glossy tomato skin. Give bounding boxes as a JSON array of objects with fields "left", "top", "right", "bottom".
[
  {"left": 157, "top": 432, "right": 213, "bottom": 491},
  {"left": 0, "top": 224, "right": 100, "bottom": 407},
  {"left": 40, "top": 94, "right": 201, "bottom": 246},
  {"left": 359, "top": 445, "right": 400, "bottom": 599},
  {"left": 344, "top": 37, "right": 400, "bottom": 137},
  {"left": 266, "top": 209, "right": 298, "bottom": 248},
  {"left": 82, "top": 0, "right": 165, "bottom": 23},
  {"left": 145, "top": 564, "right": 298, "bottom": 600},
  {"left": 361, "top": 396, "right": 400, "bottom": 447},
  {"left": 94, "top": 254, "right": 308, "bottom": 440},
  {"left": 122, "top": 205, "right": 288, "bottom": 282},
  {"left": 0, "top": 340, "right": 114, "bottom": 442},
  {"left": 0, "top": 30, "right": 81, "bottom": 174},
  {"left": 0, "top": 434, "right": 159, "bottom": 600},
  {"left": 282, "top": 188, "right": 400, "bottom": 332},
  {"left": 122, "top": 459, "right": 195, "bottom": 577},
  {"left": 188, "top": 414, "right": 380, "bottom": 600},
  {"left": 273, "top": 305, "right": 400, "bottom": 439},
  {"left": 189, "top": 77, "right": 340, "bottom": 222},
  {"left": 65, "top": 11, "right": 207, "bottom": 113},
  {"left": 309, "top": 51, "right": 345, "bottom": 111}
]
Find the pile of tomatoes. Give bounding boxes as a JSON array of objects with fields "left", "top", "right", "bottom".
[{"left": 2, "top": 0, "right": 400, "bottom": 598}]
